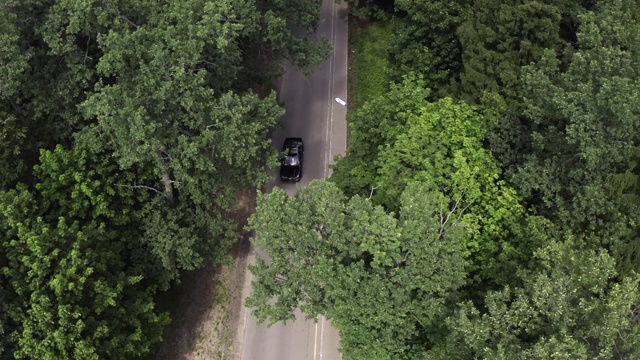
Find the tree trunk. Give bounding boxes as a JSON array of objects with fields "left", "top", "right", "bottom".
[{"left": 155, "top": 147, "right": 175, "bottom": 205}]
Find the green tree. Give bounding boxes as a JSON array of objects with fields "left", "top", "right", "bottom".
[
  {"left": 440, "top": 239, "right": 640, "bottom": 359},
  {"left": 371, "top": 95, "right": 526, "bottom": 285},
  {"left": 493, "top": 0, "right": 640, "bottom": 253},
  {"left": 72, "top": 0, "right": 329, "bottom": 286},
  {"left": 0, "top": 145, "right": 168, "bottom": 359},
  {"left": 333, "top": 79, "right": 529, "bottom": 285},
  {"left": 82, "top": 87, "right": 283, "bottom": 286},
  {"left": 0, "top": 113, "right": 27, "bottom": 189},
  {"left": 605, "top": 146, "right": 640, "bottom": 276},
  {"left": 456, "top": 0, "right": 570, "bottom": 101},
  {"left": 246, "top": 180, "right": 467, "bottom": 359},
  {"left": 0, "top": 0, "right": 97, "bottom": 187},
  {"left": 391, "top": 0, "right": 472, "bottom": 92},
  {"left": 331, "top": 76, "right": 432, "bottom": 198}
]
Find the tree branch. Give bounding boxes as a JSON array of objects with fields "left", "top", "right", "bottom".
[
  {"left": 84, "top": 34, "right": 91, "bottom": 64},
  {"left": 6, "top": 97, "right": 23, "bottom": 112},
  {"left": 369, "top": 186, "right": 378, "bottom": 200},
  {"left": 115, "top": 183, "right": 161, "bottom": 193},
  {"left": 454, "top": 197, "right": 476, "bottom": 224},
  {"left": 119, "top": 15, "right": 139, "bottom": 28},
  {"left": 439, "top": 195, "right": 463, "bottom": 238},
  {"left": 177, "top": 127, "right": 196, "bottom": 137}
]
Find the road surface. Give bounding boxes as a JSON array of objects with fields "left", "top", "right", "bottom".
[{"left": 238, "top": 0, "right": 348, "bottom": 359}]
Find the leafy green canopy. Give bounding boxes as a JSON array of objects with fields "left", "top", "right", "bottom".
[
  {"left": 390, "top": 0, "right": 472, "bottom": 92},
  {"left": 456, "top": 0, "right": 569, "bottom": 102},
  {"left": 1, "top": 0, "right": 329, "bottom": 275},
  {"left": 491, "top": 0, "right": 640, "bottom": 258},
  {"left": 247, "top": 180, "right": 640, "bottom": 359},
  {"left": 246, "top": 180, "right": 467, "bottom": 359},
  {"left": 69, "top": 0, "right": 328, "bottom": 286},
  {"left": 333, "top": 78, "right": 527, "bottom": 283},
  {"left": 0, "top": 145, "right": 168, "bottom": 359},
  {"left": 441, "top": 239, "right": 640, "bottom": 359},
  {"left": 331, "top": 76, "right": 432, "bottom": 198},
  {"left": 0, "top": 0, "right": 330, "bottom": 357},
  {"left": 82, "top": 87, "right": 283, "bottom": 287}
]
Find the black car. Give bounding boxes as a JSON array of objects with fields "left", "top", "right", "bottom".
[{"left": 280, "top": 137, "right": 304, "bottom": 182}]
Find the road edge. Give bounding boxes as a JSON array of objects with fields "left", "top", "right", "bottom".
[{"left": 234, "top": 242, "right": 256, "bottom": 360}]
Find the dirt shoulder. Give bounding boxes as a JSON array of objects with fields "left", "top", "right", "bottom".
[{"left": 154, "top": 190, "right": 256, "bottom": 360}]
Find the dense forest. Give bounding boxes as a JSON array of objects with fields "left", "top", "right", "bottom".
[
  {"left": 0, "top": 0, "right": 327, "bottom": 358},
  {"left": 246, "top": 0, "right": 640, "bottom": 359},
  {"left": 3, "top": 0, "right": 640, "bottom": 358}
]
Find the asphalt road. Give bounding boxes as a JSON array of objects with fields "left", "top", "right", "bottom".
[{"left": 238, "top": 0, "right": 348, "bottom": 359}]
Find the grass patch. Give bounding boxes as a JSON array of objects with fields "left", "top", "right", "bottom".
[{"left": 348, "top": 18, "right": 396, "bottom": 111}]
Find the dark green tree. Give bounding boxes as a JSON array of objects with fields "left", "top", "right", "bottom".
[
  {"left": 439, "top": 239, "right": 640, "bottom": 359},
  {"left": 456, "top": 0, "right": 570, "bottom": 101},
  {"left": 391, "top": 0, "right": 472, "bottom": 92},
  {"left": 493, "top": 0, "right": 640, "bottom": 254},
  {"left": 0, "top": 0, "right": 98, "bottom": 187},
  {"left": 605, "top": 146, "right": 640, "bottom": 276}
]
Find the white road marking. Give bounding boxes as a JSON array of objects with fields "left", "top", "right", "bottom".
[
  {"left": 314, "top": 321, "right": 319, "bottom": 359},
  {"left": 320, "top": 316, "right": 325, "bottom": 359},
  {"left": 318, "top": 1, "right": 338, "bottom": 359},
  {"left": 323, "top": 0, "right": 337, "bottom": 178}
]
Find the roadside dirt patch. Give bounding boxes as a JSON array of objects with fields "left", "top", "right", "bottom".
[{"left": 154, "top": 189, "right": 256, "bottom": 360}]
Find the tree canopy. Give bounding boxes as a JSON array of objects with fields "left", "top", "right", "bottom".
[
  {"left": 0, "top": 145, "right": 169, "bottom": 359},
  {"left": 247, "top": 180, "right": 467, "bottom": 359},
  {"left": 0, "top": 0, "right": 329, "bottom": 357},
  {"left": 250, "top": 0, "right": 640, "bottom": 358}
]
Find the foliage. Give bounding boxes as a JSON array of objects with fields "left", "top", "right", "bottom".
[
  {"left": 391, "top": 0, "right": 472, "bottom": 93},
  {"left": 441, "top": 239, "right": 640, "bottom": 359},
  {"left": 0, "top": 113, "right": 27, "bottom": 189},
  {"left": 1, "top": 0, "right": 329, "bottom": 355},
  {"left": 324, "top": 0, "right": 640, "bottom": 358},
  {"left": 0, "top": 145, "right": 169, "bottom": 359},
  {"left": 82, "top": 87, "right": 283, "bottom": 287},
  {"left": 346, "top": 0, "right": 395, "bottom": 20},
  {"left": 605, "top": 145, "right": 640, "bottom": 277},
  {"left": 334, "top": 79, "right": 526, "bottom": 284},
  {"left": 246, "top": 180, "right": 467, "bottom": 359},
  {"left": 379, "top": 96, "right": 528, "bottom": 281},
  {"left": 331, "top": 76, "right": 431, "bottom": 198},
  {"left": 455, "top": 0, "right": 571, "bottom": 102},
  {"left": 0, "top": 0, "right": 98, "bottom": 187},
  {"left": 66, "top": 0, "right": 329, "bottom": 287},
  {"left": 493, "top": 0, "right": 640, "bottom": 254}
]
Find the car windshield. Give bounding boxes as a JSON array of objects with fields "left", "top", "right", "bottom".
[{"left": 283, "top": 155, "right": 300, "bottom": 166}]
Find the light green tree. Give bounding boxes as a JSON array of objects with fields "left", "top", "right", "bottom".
[
  {"left": 331, "top": 76, "right": 432, "bottom": 198},
  {"left": 0, "top": 145, "right": 168, "bottom": 359},
  {"left": 372, "top": 95, "right": 526, "bottom": 284},
  {"left": 246, "top": 180, "right": 467, "bottom": 359}
]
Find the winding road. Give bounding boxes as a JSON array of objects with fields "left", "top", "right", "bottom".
[{"left": 238, "top": 0, "right": 348, "bottom": 359}]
